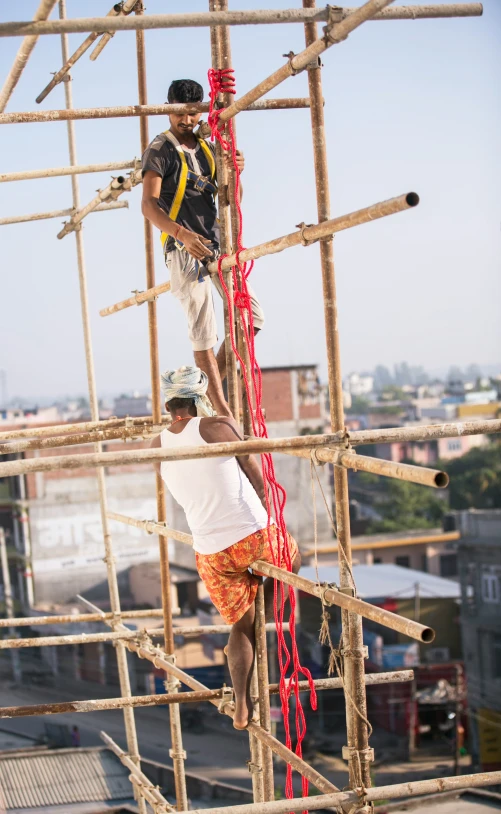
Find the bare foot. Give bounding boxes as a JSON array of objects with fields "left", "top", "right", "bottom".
[{"left": 232, "top": 694, "right": 256, "bottom": 731}]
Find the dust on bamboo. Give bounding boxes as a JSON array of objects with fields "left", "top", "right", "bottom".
[
  {"left": 0, "top": 98, "right": 312, "bottom": 126},
  {"left": 0, "top": 5, "right": 482, "bottom": 39},
  {"left": 0, "top": 415, "right": 170, "bottom": 442},
  {"left": 0, "top": 159, "right": 138, "bottom": 184},
  {"left": 0, "top": 671, "right": 414, "bottom": 718},
  {"left": 0, "top": 201, "right": 128, "bottom": 227},
  {"left": 0, "top": 422, "right": 164, "bottom": 455},
  {"left": 100, "top": 192, "right": 419, "bottom": 316}
]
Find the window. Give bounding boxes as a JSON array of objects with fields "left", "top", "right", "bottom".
[
  {"left": 374, "top": 557, "right": 382, "bottom": 564},
  {"left": 447, "top": 439, "right": 462, "bottom": 452},
  {"left": 482, "top": 572, "right": 501, "bottom": 604},
  {"left": 421, "top": 554, "right": 428, "bottom": 573},
  {"left": 395, "top": 556, "right": 410, "bottom": 569},
  {"left": 440, "top": 553, "right": 458, "bottom": 578}
]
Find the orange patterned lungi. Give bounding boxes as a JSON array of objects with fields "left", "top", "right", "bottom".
[{"left": 195, "top": 525, "right": 299, "bottom": 624}]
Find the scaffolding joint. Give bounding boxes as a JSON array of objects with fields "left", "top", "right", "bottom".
[
  {"left": 169, "top": 748, "right": 187, "bottom": 761},
  {"left": 323, "top": 5, "right": 348, "bottom": 45},
  {"left": 296, "top": 221, "right": 320, "bottom": 247},
  {"left": 218, "top": 685, "right": 234, "bottom": 714},
  {"left": 342, "top": 746, "right": 375, "bottom": 764},
  {"left": 340, "top": 645, "right": 369, "bottom": 660}
]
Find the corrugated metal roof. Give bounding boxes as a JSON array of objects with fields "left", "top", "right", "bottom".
[
  {"left": 0, "top": 747, "right": 133, "bottom": 810},
  {"left": 299, "top": 563, "right": 462, "bottom": 599}
]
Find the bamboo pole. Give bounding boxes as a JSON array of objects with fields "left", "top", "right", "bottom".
[
  {"left": 0, "top": 415, "right": 169, "bottom": 442},
  {"left": 0, "top": 672, "right": 414, "bottom": 719},
  {"left": 0, "top": 160, "right": 138, "bottom": 183},
  {"left": 0, "top": 5, "right": 483, "bottom": 38},
  {"left": 134, "top": 8, "right": 188, "bottom": 808},
  {"left": 58, "top": 6, "right": 145, "bottom": 811},
  {"left": 107, "top": 512, "right": 193, "bottom": 546},
  {"left": 0, "top": 423, "right": 162, "bottom": 455},
  {"left": 132, "top": 771, "right": 501, "bottom": 814},
  {"left": 255, "top": 583, "right": 274, "bottom": 800},
  {"left": 3, "top": 417, "right": 501, "bottom": 477},
  {"left": 0, "top": 529, "right": 22, "bottom": 683},
  {"left": 284, "top": 447, "right": 449, "bottom": 488},
  {"left": 218, "top": 0, "right": 397, "bottom": 126},
  {"left": 0, "top": 0, "right": 57, "bottom": 113},
  {"left": 89, "top": 0, "right": 140, "bottom": 62},
  {"left": 57, "top": 170, "right": 142, "bottom": 239},
  {"left": 302, "top": 0, "right": 369, "bottom": 790},
  {"left": 35, "top": 1, "right": 139, "bottom": 104},
  {"left": 0, "top": 608, "right": 165, "bottom": 629},
  {"left": 251, "top": 560, "right": 434, "bottom": 643},
  {"left": 0, "top": 201, "right": 128, "bottom": 227},
  {"left": 99, "top": 192, "right": 418, "bottom": 316},
  {"left": 100, "top": 731, "right": 174, "bottom": 813},
  {"left": 0, "top": 98, "right": 311, "bottom": 126}
]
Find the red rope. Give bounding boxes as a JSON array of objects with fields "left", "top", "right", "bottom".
[{"left": 208, "top": 69, "right": 317, "bottom": 801}]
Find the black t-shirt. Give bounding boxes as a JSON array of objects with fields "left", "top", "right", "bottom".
[{"left": 142, "top": 132, "right": 220, "bottom": 252}]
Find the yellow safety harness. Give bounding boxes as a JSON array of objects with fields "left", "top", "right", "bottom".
[{"left": 160, "top": 130, "right": 216, "bottom": 250}]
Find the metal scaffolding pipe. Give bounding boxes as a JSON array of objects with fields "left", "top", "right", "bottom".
[
  {"left": 0, "top": 159, "right": 138, "bottom": 183},
  {"left": 89, "top": 0, "right": 141, "bottom": 63},
  {"left": 0, "top": 201, "right": 128, "bottom": 226},
  {"left": 0, "top": 0, "right": 57, "bottom": 113},
  {"left": 0, "top": 608, "right": 165, "bottom": 629},
  {"left": 0, "top": 422, "right": 161, "bottom": 455},
  {"left": 0, "top": 671, "right": 413, "bottom": 719},
  {"left": 0, "top": 415, "right": 168, "bottom": 442},
  {"left": 57, "top": 170, "right": 142, "bottom": 238},
  {"left": 0, "top": 98, "right": 311, "bottom": 126},
  {"left": 107, "top": 512, "right": 193, "bottom": 546},
  {"left": 347, "top": 418, "right": 501, "bottom": 446},
  {"left": 101, "top": 731, "right": 174, "bottom": 812},
  {"left": 285, "top": 447, "right": 449, "bottom": 488},
  {"left": 99, "top": 192, "right": 418, "bottom": 316},
  {"left": 252, "top": 560, "right": 435, "bottom": 643},
  {"left": 0, "top": 5, "right": 482, "bottom": 38}
]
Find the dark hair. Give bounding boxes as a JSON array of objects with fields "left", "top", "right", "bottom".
[
  {"left": 167, "top": 79, "right": 204, "bottom": 104},
  {"left": 166, "top": 397, "right": 196, "bottom": 412}
]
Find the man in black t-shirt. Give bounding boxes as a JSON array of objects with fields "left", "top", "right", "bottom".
[{"left": 142, "top": 79, "right": 264, "bottom": 418}]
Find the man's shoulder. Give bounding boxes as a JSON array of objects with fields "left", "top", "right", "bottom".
[
  {"left": 200, "top": 416, "right": 242, "bottom": 442},
  {"left": 146, "top": 132, "right": 176, "bottom": 154}
]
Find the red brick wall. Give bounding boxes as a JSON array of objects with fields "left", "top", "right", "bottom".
[{"left": 261, "top": 370, "right": 293, "bottom": 422}]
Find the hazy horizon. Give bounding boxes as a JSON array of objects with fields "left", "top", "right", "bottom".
[{"left": 1, "top": 0, "right": 500, "bottom": 400}]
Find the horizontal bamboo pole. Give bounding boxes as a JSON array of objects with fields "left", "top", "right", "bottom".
[
  {"left": 0, "top": 621, "right": 285, "bottom": 649},
  {"left": 285, "top": 446, "right": 448, "bottom": 488},
  {"left": 0, "top": 159, "right": 138, "bottom": 183},
  {"left": 0, "top": 5, "right": 483, "bottom": 38},
  {"left": 0, "top": 608, "right": 165, "bottom": 629},
  {"left": 0, "top": 200, "right": 128, "bottom": 226},
  {"left": 101, "top": 730, "right": 174, "bottom": 813},
  {"left": 167, "top": 771, "right": 501, "bottom": 814},
  {"left": 0, "top": 0, "right": 57, "bottom": 113},
  {"left": 0, "top": 671, "right": 413, "bottom": 719},
  {"left": 100, "top": 192, "right": 418, "bottom": 316},
  {"left": 348, "top": 418, "right": 501, "bottom": 447},
  {"left": 0, "top": 98, "right": 311, "bottom": 126},
  {"left": 0, "top": 415, "right": 169, "bottom": 442},
  {"left": 107, "top": 512, "right": 193, "bottom": 546},
  {"left": 251, "top": 560, "right": 435, "bottom": 643},
  {"left": 0, "top": 422, "right": 164, "bottom": 455},
  {"left": 218, "top": 0, "right": 397, "bottom": 125}
]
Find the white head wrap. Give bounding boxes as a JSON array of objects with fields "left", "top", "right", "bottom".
[{"left": 160, "top": 365, "right": 216, "bottom": 417}]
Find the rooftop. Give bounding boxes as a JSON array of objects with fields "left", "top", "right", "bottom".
[{"left": 299, "top": 563, "right": 462, "bottom": 600}]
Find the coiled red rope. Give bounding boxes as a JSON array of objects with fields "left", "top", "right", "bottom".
[{"left": 208, "top": 68, "right": 317, "bottom": 801}]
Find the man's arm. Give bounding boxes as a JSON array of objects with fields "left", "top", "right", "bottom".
[
  {"left": 150, "top": 432, "right": 162, "bottom": 475},
  {"left": 141, "top": 170, "right": 213, "bottom": 261},
  {"left": 200, "top": 417, "right": 267, "bottom": 510}
]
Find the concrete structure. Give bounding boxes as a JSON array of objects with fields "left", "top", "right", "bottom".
[{"left": 456, "top": 510, "right": 501, "bottom": 772}]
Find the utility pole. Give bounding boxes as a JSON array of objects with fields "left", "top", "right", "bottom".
[{"left": 0, "top": 527, "right": 22, "bottom": 683}]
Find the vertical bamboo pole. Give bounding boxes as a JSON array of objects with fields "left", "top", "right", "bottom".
[
  {"left": 134, "top": 4, "right": 188, "bottom": 810},
  {"left": 58, "top": 4, "right": 146, "bottom": 813},
  {"left": 302, "top": 0, "right": 372, "bottom": 791},
  {"left": 256, "top": 581, "right": 275, "bottom": 800},
  {"left": 0, "top": 528, "right": 22, "bottom": 683}
]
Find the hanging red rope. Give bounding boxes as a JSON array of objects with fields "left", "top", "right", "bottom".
[{"left": 208, "top": 68, "right": 317, "bottom": 801}]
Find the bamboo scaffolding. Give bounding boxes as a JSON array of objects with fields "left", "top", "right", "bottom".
[
  {"left": 255, "top": 583, "right": 274, "bottom": 800},
  {"left": 0, "top": 608, "right": 165, "bottom": 629},
  {"left": 0, "top": 98, "right": 311, "bottom": 126},
  {"left": 99, "top": 192, "right": 418, "bottom": 317},
  {"left": 0, "top": 415, "right": 169, "bottom": 442},
  {"left": 0, "top": 5, "right": 483, "bottom": 39},
  {"left": 0, "top": 422, "right": 163, "bottom": 455},
  {"left": 0, "top": 201, "right": 128, "bottom": 227},
  {"left": 100, "top": 731, "right": 175, "bottom": 813},
  {"left": 57, "top": 7, "right": 145, "bottom": 811},
  {"left": 134, "top": 9, "right": 188, "bottom": 808},
  {"left": 35, "top": 1, "right": 139, "bottom": 104},
  {"left": 0, "top": 159, "right": 138, "bottom": 184},
  {"left": 2, "top": 418, "right": 500, "bottom": 477},
  {"left": 57, "top": 170, "right": 142, "bottom": 238},
  {"left": 0, "top": 0, "right": 57, "bottom": 114},
  {"left": 0, "top": 671, "right": 414, "bottom": 719},
  {"left": 89, "top": 0, "right": 141, "bottom": 63},
  {"left": 284, "top": 447, "right": 449, "bottom": 488},
  {"left": 0, "top": 529, "right": 22, "bottom": 683}
]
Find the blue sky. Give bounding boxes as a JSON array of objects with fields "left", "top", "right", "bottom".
[{"left": 0, "top": 1, "right": 500, "bottom": 401}]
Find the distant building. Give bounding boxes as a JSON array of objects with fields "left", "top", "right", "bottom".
[
  {"left": 344, "top": 372, "right": 374, "bottom": 397},
  {"left": 455, "top": 509, "right": 501, "bottom": 771},
  {"left": 113, "top": 393, "right": 151, "bottom": 417}
]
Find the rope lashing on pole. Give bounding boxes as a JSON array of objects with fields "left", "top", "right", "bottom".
[{"left": 207, "top": 67, "right": 316, "bottom": 803}]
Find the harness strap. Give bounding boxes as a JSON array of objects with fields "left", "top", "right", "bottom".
[{"left": 160, "top": 130, "right": 216, "bottom": 249}]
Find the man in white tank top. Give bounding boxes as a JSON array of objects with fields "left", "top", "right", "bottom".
[{"left": 152, "top": 366, "right": 301, "bottom": 730}]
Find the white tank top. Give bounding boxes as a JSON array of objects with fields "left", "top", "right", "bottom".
[{"left": 160, "top": 418, "right": 269, "bottom": 555}]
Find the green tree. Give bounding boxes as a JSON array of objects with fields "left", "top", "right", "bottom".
[
  {"left": 441, "top": 442, "right": 501, "bottom": 509},
  {"left": 360, "top": 473, "right": 445, "bottom": 533}
]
